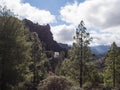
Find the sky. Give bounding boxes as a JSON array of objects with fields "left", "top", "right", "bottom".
[{"left": 0, "top": 0, "right": 120, "bottom": 46}]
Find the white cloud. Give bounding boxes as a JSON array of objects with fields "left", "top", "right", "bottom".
[
  {"left": 51, "top": 24, "right": 75, "bottom": 45},
  {"left": 58, "top": 0, "right": 120, "bottom": 46},
  {"left": 0, "top": 0, "right": 56, "bottom": 24},
  {"left": 1, "top": 0, "right": 120, "bottom": 46},
  {"left": 60, "top": 0, "right": 120, "bottom": 29}
]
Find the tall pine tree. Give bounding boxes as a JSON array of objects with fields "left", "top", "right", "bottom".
[
  {"left": 73, "top": 20, "right": 92, "bottom": 88},
  {"left": 28, "top": 32, "right": 50, "bottom": 90},
  {"left": 104, "top": 42, "right": 120, "bottom": 89},
  {"left": 60, "top": 21, "right": 99, "bottom": 89}
]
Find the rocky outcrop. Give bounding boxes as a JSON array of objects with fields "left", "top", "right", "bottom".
[{"left": 23, "top": 19, "right": 65, "bottom": 52}]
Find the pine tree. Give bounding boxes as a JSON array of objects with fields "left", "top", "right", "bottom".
[
  {"left": 60, "top": 21, "right": 99, "bottom": 89},
  {"left": 0, "top": 7, "right": 31, "bottom": 90},
  {"left": 104, "top": 42, "right": 120, "bottom": 89},
  {"left": 73, "top": 20, "right": 92, "bottom": 88},
  {"left": 29, "top": 32, "right": 50, "bottom": 89}
]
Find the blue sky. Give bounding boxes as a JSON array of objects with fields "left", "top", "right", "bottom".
[
  {"left": 23, "top": 0, "right": 84, "bottom": 26},
  {"left": 0, "top": 0, "right": 120, "bottom": 46},
  {"left": 23, "top": 0, "right": 84, "bottom": 15}
]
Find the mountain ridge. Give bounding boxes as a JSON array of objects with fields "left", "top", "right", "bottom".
[{"left": 91, "top": 45, "right": 110, "bottom": 55}]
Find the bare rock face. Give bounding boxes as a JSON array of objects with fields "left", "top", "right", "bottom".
[{"left": 23, "top": 19, "right": 65, "bottom": 52}]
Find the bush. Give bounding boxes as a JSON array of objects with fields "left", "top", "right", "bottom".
[
  {"left": 83, "top": 81, "right": 92, "bottom": 89},
  {"left": 70, "top": 85, "right": 81, "bottom": 90},
  {"left": 38, "top": 75, "right": 73, "bottom": 90}
]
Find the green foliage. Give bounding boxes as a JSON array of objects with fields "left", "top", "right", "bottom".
[
  {"left": 104, "top": 42, "right": 120, "bottom": 88},
  {"left": 70, "top": 85, "right": 81, "bottom": 90},
  {"left": 60, "top": 44, "right": 100, "bottom": 88},
  {"left": 48, "top": 51, "right": 66, "bottom": 75},
  {"left": 38, "top": 75, "right": 73, "bottom": 90},
  {"left": 27, "top": 32, "right": 50, "bottom": 90},
  {"left": 83, "top": 81, "right": 92, "bottom": 89},
  {"left": 0, "top": 8, "right": 31, "bottom": 89},
  {"left": 1, "top": 7, "right": 120, "bottom": 90},
  {"left": 60, "top": 21, "right": 102, "bottom": 89}
]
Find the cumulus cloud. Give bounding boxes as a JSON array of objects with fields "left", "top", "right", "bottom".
[
  {"left": 51, "top": 24, "right": 75, "bottom": 44},
  {"left": 58, "top": 0, "right": 120, "bottom": 46},
  {"left": 60, "top": 0, "right": 120, "bottom": 29},
  {"left": 1, "top": 0, "right": 120, "bottom": 46},
  {"left": 0, "top": 0, "right": 56, "bottom": 24}
]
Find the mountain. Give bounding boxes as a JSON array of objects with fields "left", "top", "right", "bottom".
[
  {"left": 91, "top": 45, "right": 110, "bottom": 55},
  {"left": 23, "top": 19, "right": 65, "bottom": 52},
  {"left": 58, "top": 43, "right": 71, "bottom": 50},
  {"left": 91, "top": 45, "right": 110, "bottom": 60}
]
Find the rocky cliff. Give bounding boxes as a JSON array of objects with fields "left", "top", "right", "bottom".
[{"left": 24, "top": 19, "right": 65, "bottom": 52}]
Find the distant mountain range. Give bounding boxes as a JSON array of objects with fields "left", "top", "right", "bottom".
[
  {"left": 91, "top": 45, "right": 110, "bottom": 60},
  {"left": 91, "top": 45, "right": 110, "bottom": 55}
]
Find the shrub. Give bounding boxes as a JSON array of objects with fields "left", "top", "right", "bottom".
[
  {"left": 83, "top": 81, "right": 92, "bottom": 89},
  {"left": 38, "top": 75, "right": 73, "bottom": 90}
]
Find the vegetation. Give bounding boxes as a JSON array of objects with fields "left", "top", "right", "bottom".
[
  {"left": 0, "top": 7, "right": 32, "bottom": 90},
  {"left": 0, "top": 7, "right": 120, "bottom": 90},
  {"left": 104, "top": 42, "right": 120, "bottom": 89},
  {"left": 60, "top": 21, "right": 101, "bottom": 89},
  {"left": 38, "top": 75, "right": 73, "bottom": 90}
]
